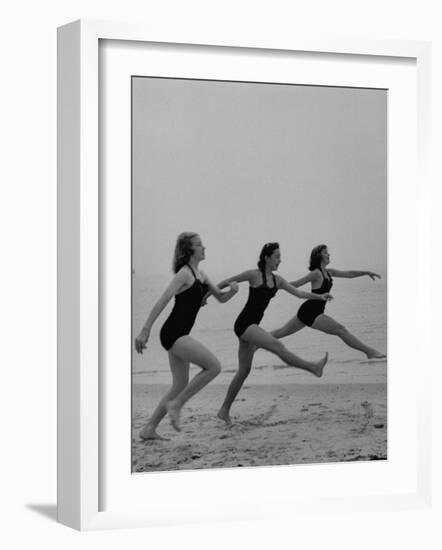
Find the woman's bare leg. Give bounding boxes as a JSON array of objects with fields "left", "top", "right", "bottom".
[
  {"left": 217, "top": 340, "right": 256, "bottom": 425},
  {"left": 270, "top": 315, "right": 306, "bottom": 339},
  {"left": 312, "top": 314, "right": 386, "bottom": 359},
  {"left": 165, "top": 336, "right": 222, "bottom": 431},
  {"left": 139, "top": 353, "right": 189, "bottom": 440},
  {"left": 242, "top": 325, "right": 328, "bottom": 376}
]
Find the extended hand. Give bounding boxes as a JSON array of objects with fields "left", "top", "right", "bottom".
[
  {"left": 135, "top": 329, "right": 150, "bottom": 354},
  {"left": 229, "top": 281, "right": 239, "bottom": 293},
  {"left": 368, "top": 272, "right": 381, "bottom": 280}
]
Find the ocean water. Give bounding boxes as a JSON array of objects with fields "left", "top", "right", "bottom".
[{"left": 132, "top": 274, "right": 387, "bottom": 386}]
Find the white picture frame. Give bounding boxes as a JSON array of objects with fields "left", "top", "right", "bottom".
[{"left": 57, "top": 19, "right": 432, "bottom": 531}]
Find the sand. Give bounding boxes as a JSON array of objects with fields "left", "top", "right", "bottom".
[{"left": 132, "top": 382, "right": 387, "bottom": 472}]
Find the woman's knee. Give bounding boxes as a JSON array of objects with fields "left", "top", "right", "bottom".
[
  {"left": 238, "top": 362, "right": 252, "bottom": 377},
  {"left": 206, "top": 357, "right": 222, "bottom": 376},
  {"left": 332, "top": 323, "right": 347, "bottom": 337},
  {"left": 169, "top": 381, "right": 187, "bottom": 395},
  {"left": 238, "top": 347, "right": 254, "bottom": 366}
]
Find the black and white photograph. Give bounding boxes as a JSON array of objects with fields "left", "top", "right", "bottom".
[
  {"left": 131, "top": 76, "right": 387, "bottom": 473},
  {"left": 4, "top": 0, "right": 439, "bottom": 542}
]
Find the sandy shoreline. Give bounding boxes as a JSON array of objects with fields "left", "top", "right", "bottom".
[{"left": 132, "top": 382, "right": 387, "bottom": 472}]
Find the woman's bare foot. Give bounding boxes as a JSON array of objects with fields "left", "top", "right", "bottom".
[
  {"left": 139, "top": 427, "right": 170, "bottom": 441},
  {"left": 166, "top": 400, "right": 182, "bottom": 432},
  {"left": 217, "top": 409, "right": 232, "bottom": 426},
  {"left": 313, "top": 352, "right": 328, "bottom": 377},
  {"left": 366, "top": 349, "right": 387, "bottom": 360}
]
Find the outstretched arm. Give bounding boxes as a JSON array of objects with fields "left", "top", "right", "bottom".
[
  {"left": 277, "top": 276, "right": 332, "bottom": 301},
  {"left": 217, "top": 269, "right": 255, "bottom": 289},
  {"left": 135, "top": 270, "right": 189, "bottom": 353},
  {"left": 203, "top": 270, "right": 254, "bottom": 303},
  {"left": 289, "top": 271, "right": 318, "bottom": 287},
  {"left": 328, "top": 269, "right": 381, "bottom": 280},
  {"left": 202, "top": 272, "right": 239, "bottom": 303}
]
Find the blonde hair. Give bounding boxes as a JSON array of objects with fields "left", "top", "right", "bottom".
[{"left": 172, "top": 232, "right": 198, "bottom": 273}]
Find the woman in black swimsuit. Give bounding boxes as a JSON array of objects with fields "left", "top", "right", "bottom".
[
  {"left": 135, "top": 232, "right": 238, "bottom": 438},
  {"left": 271, "top": 244, "right": 386, "bottom": 359},
  {"left": 214, "top": 242, "right": 332, "bottom": 425}
]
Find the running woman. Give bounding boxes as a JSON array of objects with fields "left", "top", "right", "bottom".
[
  {"left": 271, "top": 244, "right": 386, "bottom": 359},
  {"left": 213, "top": 242, "right": 332, "bottom": 425},
  {"left": 135, "top": 232, "right": 238, "bottom": 438}
]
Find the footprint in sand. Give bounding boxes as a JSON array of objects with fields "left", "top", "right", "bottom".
[
  {"left": 236, "top": 404, "right": 278, "bottom": 430},
  {"left": 261, "top": 419, "right": 295, "bottom": 428}
]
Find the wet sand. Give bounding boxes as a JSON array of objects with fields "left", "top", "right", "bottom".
[{"left": 132, "top": 382, "right": 387, "bottom": 472}]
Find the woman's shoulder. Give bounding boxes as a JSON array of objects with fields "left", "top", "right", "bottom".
[
  {"left": 175, "top": 265, "right": 194, "bottom": 281},
  {"left": 311, "top": 268, "right": 323, "bottom": 279},
  {"left": 273, "top": 273, "right": 285, "bottom": 288},
  {"left": 237, "top": 268, "right": 259, "bottom": 279},
  {"left": 247, "top": 268, "right": 262, "bottom": 285}
]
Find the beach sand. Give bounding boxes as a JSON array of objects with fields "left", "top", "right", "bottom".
[{"left": 132, "top": 382, "right": 387, "bottom": 472}]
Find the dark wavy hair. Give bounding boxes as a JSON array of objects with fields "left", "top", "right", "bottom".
[
  {"left": 173, "top": 232, "right": 198, "bottom": 273},
  {"left": 309, "top": 244, "right": 328, "bottom": 271},
  {"left": 257, "top": 242, "right": 280, "bottom": 271}
]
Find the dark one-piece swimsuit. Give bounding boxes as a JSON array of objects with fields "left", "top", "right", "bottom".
[
  {"left": 159, "top": 265, "right": 209, "bottom": 351},
  {"left": 234, "top": 271, "right": 278, "bottom": 338},
  {"left": 296, "top": 269, "right": 333, "bottom": 327}
]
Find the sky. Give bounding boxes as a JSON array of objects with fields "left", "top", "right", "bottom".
[{"left": 132, "top": 77, "right": 387, "bottom": 282}]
